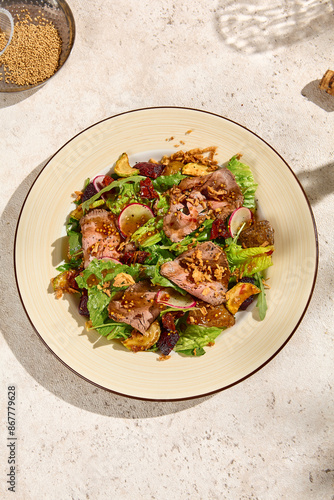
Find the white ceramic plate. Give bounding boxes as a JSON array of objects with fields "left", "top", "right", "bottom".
[{"left": 14, "top": 107, "right": 318, "bottom": 400}]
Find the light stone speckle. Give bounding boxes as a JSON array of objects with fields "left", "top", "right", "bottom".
[{"left": 0, "top": 0, "right": 333, "bottom": 499}]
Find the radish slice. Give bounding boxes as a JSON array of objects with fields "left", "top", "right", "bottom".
[
  {"left": 92, "top": 175, "right": 112, "bottom": 200},
  {"left": 156, "top": 288, "right": 196, "bottom": 309},
  {"left": 228, "top": 207, "right": 253, "bottom": 238},
  {"left": 92, "top": 175, "right": 106, "bottom": 192},
  {"left": 118, "top": 203, "right": 154, "bottom": 237}
]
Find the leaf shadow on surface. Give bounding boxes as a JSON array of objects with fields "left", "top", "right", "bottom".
[
  {"left": 297, "top": 162, "right": 334, "bottom": 205},
  {"left": 301, "top": 80, "right": 334, "bottom": 112},
  {"left": 214, "top": 0, "right": 334, "bottom": 53},
  {"left": 0, "top": 163, "right": 211, "bottom": 418}
]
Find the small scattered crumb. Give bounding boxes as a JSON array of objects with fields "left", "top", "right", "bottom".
[
  {"left": 158, "top": 354, "right": 171, "bottom": 361},
  {"left": 85, "top": 320, "right": 93, "bottom": 331},
  {"left": 185, "top": 130, "right": 193, "bottom": 135}
]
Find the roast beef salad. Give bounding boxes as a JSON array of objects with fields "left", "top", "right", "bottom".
[{"left": 51, "top": 147, "right": 275, "bottom": 358}]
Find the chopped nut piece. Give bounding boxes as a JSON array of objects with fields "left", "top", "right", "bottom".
[{"left": 113, "top": 273, "right": 136, "bottom": 288}]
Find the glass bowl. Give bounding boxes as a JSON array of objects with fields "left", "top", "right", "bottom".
[{"left": 0, "top": 0, "right": 75, "bottom": 92}]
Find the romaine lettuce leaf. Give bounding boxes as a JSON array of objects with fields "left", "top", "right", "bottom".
[
  {"left": 225, "top": 239, "right": 274, "bottom": 276},
  {"left": 174, "top": 324, "right": 223, "bottom": 352},
  {"left": 226, "top": 156, "right": 258, "bottom": 209},
  {"left": 131, "top": 218, "right": 162, "bottom": 247},
  {"left": 239, "top": 254, "right": 273, "bottom": 277}
]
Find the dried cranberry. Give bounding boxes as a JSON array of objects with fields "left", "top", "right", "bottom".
[
  {"left": 102, "top": 175, "right": 114, "bottom": 187},
  {"left": 157, "top": 328, "right": 180, "bottom": 355},
  {"left": 67, "top": 270, "right": 80, "bottom": 290},
  {"left": 161, "top": 312, "right": 177, "bottom": 332},
  {"left": 210, "top": 218, "right": 230, "bottom": 240},
  {"left": 78, "top": 291, "right": 89, "bottom": 316},
  {"left": 82, "top": 182, "right": 98, "bottom": 202},
  {"left": 139, "top": 177, "right": 159, "bottom": 199},
  {"left": 120, "top": 251, "right": 150, "bottom": 265},
  {"left": 136, "top": 162, "right": 164, "bottom": 179}
]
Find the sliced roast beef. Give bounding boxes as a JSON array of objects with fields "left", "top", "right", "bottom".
[
  {"left": 163, "top": 168, "right": 243, "bottom": 242},
  {"left": 239, "top": 220, "right": 274, "bottom": 248},
  {"left": 80, "top": 209, "right": 122, "bottom": 268},
  {"left": 163, "top": 186, "right": 207, "bottom": 242},
  {"left": 108, "top": 280, "right": 161, "bottom": 334},
  {"left": 180, "top": 168, "right": 244, "bottom": 221},
  {"left": 160, "top": 241, "right": 230, "bottom": 305}
]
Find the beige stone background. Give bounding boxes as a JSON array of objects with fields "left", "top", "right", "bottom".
[{"left": 0, "top": 0, "right": 333, "bottom": 499}]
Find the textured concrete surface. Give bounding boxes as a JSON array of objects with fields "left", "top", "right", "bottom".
[{"left": 0, "top": 1, "right": 333, "bottom": 499}]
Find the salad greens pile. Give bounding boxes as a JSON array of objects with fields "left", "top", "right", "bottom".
[{"left": 53, "top": 154, "right": 273, "bottom": 357}]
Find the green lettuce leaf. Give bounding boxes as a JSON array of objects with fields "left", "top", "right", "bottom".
[
  {"left": 179, "top": 347, "right": 206, "bottom": 357},
  {"left": 225, "top": 239, "right": 274, "bottom": 276},
  {"left": 131, "top": 218, "right": 162, "bottom": 247},
  {"left": 81, "top": 175, "right": 145, "bottom": 213},
  {"left": 87, "top": 287, "right": 111, "bottom": 327},
  {"left": 152, "top": 172, "right": 186, "bottom": 192},
  {"left": 254, "top": 272, "right": 268, "bottom": 320},
  {"left": 66, "top": 216, "right": 82, "bottom": 256},
  {"left": 98, "top": 321, "right": 133, "bottom": 339},
  {"left": 143, "top": 245, "right": 174, "bottom": 265},
  {"left": 76, "top": 259, "right": 143, "bottom": 290},
  {"left": 107, "top": 181, "right": 142, "bottom": 215},
  {"left": 154, "top": 193, "right": 169, "bottom": 216},
  {"left": 175, "top": 324, "right": 223, "bottom": 352},
  {"left": 226, "top": 156, "right": 258, "bottom": 209},
  {"left": 239, "top": 254, "right": 273, "bottom": 277},
  {"left": 56, "top": 257, "right": 83, "bottom": 272}
]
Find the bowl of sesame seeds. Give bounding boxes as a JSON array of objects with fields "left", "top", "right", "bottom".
[{"left": 0, "top": 0, "right": 75, "bottom": 91}]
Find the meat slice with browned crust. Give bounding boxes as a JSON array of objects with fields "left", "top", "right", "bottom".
[
  {"left": 160, "top": 241, "right": 230, "bottom": 306},
  {"left": 108, "top": 280, "right": 161, "bottom": 334},
  {"left": 80, "top": 209, "right": 122, "bottom": 268},
  {"left": 239, "top": 220, "right": 274, "bottom": 248}
]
